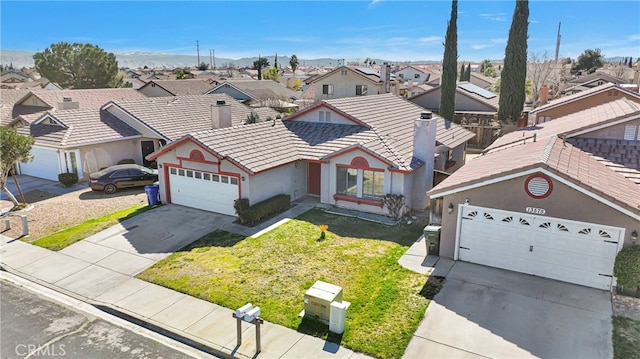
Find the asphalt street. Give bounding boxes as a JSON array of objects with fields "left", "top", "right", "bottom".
[{"left": 1, "top": 279, "right": 197, "bottom": 359}]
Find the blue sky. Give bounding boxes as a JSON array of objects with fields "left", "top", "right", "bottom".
[{"left": 1, "top": 1, "right": 639, "bottom": 62}]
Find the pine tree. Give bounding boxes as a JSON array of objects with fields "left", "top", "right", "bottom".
[
  {"left": 629, "top": 57, "right": 634, "bottom": 68},
  {"left": 464, "top": 64, "right": 471, "bottom": 81},
  {"left": 497, "top": 0, "right": 529, "bottom": 124},
  {"left": 439, "top": 0, "right": 458, "bottom": 123},
  {"left": 460, "top": 63, "right": 466, "bottom": 81}
]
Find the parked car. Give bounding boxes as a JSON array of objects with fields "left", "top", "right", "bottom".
[{"left": 89, "top": 164, "right": 158, "bottom": 194}]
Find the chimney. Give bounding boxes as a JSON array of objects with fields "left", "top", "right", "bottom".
[
  {"left": 380, "top": 63, "right": 391, "bottom": 93},
  {"left": 57, "top": 98, "right": 79, "bottom": 110},
  {"left": 539, "top": 85, "right": 550, "bottom": 105},
  {"left": 211, "top": 100, "right": 232, "bottom": 129},
  {"left": 411, "top": 113, "right": 437, "bottom": 210}
]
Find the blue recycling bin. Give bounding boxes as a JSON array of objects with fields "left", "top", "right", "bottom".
[{"left": 144, "top": 185, "right": 160, "bottom": 206}]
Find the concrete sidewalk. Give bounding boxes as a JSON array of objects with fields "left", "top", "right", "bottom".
[{"left": 0, "top": 201, "right": 366, "bottom": 359}]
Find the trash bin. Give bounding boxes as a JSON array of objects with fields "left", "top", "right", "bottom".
[
  {"left": 423, "top": 225, "right": 441, "bottom": 256},
  {"left": 144, "top": 185, "right": 160, "bottom": 206}
]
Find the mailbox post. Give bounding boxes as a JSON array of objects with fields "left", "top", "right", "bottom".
[{"left": 233, "top": 303, "right": 264, "bottom": 355}]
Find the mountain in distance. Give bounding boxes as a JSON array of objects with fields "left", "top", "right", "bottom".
[{"left": 1, "top": 49, "right": 435, "bottom": 69}]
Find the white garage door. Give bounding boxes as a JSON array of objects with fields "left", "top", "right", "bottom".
[
  {"left": 19, "top": 147, "right": 60, "bottom": 181},
  {"left": 457, "top": 205, "right": 623, "bottom": 290},
  {"left": 169, "top": 167, "right": 239, "bottom": 216}
]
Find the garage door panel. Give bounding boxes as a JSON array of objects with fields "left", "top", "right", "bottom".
[
  {"left": 169, "top": 169, "right": 238, "bottom": 216},
  {"left": 457, "top": 204, "right": 622, "bottom": 290},
  {"left": 20, "top": 147, "right": 59, "bottom": 181}
]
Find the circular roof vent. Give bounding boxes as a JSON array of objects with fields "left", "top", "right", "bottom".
[{"left": 525, "top": 174, "right": 553, "bottom": 199}]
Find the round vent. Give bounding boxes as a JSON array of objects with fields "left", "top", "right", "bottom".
[{"left": 524, "top": 174, "right": 553, "bottom": 199}]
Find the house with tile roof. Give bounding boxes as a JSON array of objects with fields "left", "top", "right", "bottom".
[
  {"left": 427, "top": 98, "right": 640, "bottom": 291},
  {"left": 562, "top": 71, "right": 627, "bottom": 95},
  {"left": 469, "top": 72, "right": 498, "bottom": 90},
  {"left": 394, "top": 65, "right": 433, "bottom": 85},
  {"left": 146, "top": 93, "right": 474, "bottom": 217},
  {"left": 531, "top": 83, "right": 640, "bottom": 125},
  {"left": 137, "top": 79, "right": 215, "bottom": 97},
  {"left": 14, "top": 94, "right": 279, "bottom": 181},
  {"left": 302, "top": 65, "right": 399, "bottom": 101},
  {"left": 206, "top": 79, "right": 299, "bottom": 112}
]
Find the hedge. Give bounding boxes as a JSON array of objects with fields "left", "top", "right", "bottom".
[
  {"left": 614, "top": 245, "right": 640, "bottom": 295},
  {"left": 234, "top": 194, "right": 291, "bottom": 225},
  {"left": 58, "top": 172, "right": 78, "bottom": 187}
]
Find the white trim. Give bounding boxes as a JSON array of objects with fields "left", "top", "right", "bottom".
[
  {"left": 568, "top": 113, "right": 640, "bottom": 138},
  {"left": 63, "top": 135, "right": 143, "bottom": 148},
  {"left": 33, "top": 113, "right": 66, "bottom": 127},
  {"left": 453, "top": 203, "right": 463, "bottom": 260},
  {"left": 430, "top": 167, "right": 640, "bottom": 221}
]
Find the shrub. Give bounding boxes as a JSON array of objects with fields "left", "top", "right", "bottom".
[
  {"left": 614, "top": 245, "right": 640, "bottom": 296},
  {"left": 383, "top": 193, "right": 405, "bottom": 220},
  {"left": 58, "top": 172, "right": 78, "bottom": 187},
  {"left": 234, "top": 194, "right": 291, "bottom": 225},
  {"left": 117, "top": 158, "right": 136, "bottom": 165}
]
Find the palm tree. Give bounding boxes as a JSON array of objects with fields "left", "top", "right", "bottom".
[{"left": 290, "top": 54, "right": 299, "bottom": 74}]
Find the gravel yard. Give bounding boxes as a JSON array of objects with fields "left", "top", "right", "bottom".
[{"left": 0, "top": 187, "right": 147, "bottom": 241}]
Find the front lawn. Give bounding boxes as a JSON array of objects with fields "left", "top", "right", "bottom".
[
  {"left": 613, "top": 315, "right": 640, "bottom": 359},
  {"left": 31, "top": 204, "right": 152, "bottom": 251},
  {"left": 138, "top": 209, "right": 433, "bottom": 358}
]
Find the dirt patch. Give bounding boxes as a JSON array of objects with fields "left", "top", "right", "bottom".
[
  {"left": 613, "top": 294, "right": 640, "bottom": 321},
  {"left": 1, "top": 187, "right": 147, "bottom": 241}
]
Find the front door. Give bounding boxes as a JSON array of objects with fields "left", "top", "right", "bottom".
[
  {"left": 141, "top": 141, "right": 155, "bottom": 167},
  {"left": 308, "top": 162, "right": 321, "bottom": 196}
]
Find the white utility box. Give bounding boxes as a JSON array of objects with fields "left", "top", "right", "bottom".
[
  {"left": 304, "top": 281, "right": 343, "bottom": 324},
  {"left": 329, "top": 300, "right": 351, "bottom": 334}
]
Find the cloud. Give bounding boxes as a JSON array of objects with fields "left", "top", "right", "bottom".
[
  {"left": 418, "top": 36, "right": 442, "bottom": 44},
  {"left": 479, "top": 13, "right": 507, "bottom": 22},
  {"left": 471, "top": 44, "right": 491, "bottom": 50},
  {"left": 530, "top": 20, "right": 540, "bottom": 24},
  {"left": 265, "top": 36, "right": 316, "bottom": 43},
  {"left": 629, "top": 34, "right": 640, "bottom": 41},
  {"left": 368, "top": 0, "right": 382, "bottom": 8}
]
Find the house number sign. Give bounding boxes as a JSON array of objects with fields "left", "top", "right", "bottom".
[{"left": 525, "top": 207, "right": 546, "bottom": 215}]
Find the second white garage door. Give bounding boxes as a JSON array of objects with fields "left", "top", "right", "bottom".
[
  {"left": 457, "top": 204, "right": 623, "bottom": 290},
  {"left": 169, "top": 167, "right": 239, "bottom": 216},
  {"left": 19, "top": 146, "right": 60, "bottom": 181}
]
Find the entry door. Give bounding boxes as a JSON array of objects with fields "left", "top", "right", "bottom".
[
  {"left": 308, "top": 162, "right": 321, "bottom": 196},
  {"left": 64, "top": 150, "right": 82, "bottom": 178},
  {"left": 141, "top": 141, "right": 155, "bottom": 167}
]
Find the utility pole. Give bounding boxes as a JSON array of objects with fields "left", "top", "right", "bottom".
[
  {"left": 196, "top": 40, "right": 200, "bottom": 66},
  {"left": 209, "top": 49, "right": 213, "bottom": 70},
  {"left": 213, "top": 49, "right": 216, "bottom": 69},
  {"left": 554, "top": 22, "right": 561, "bottom": 63}
]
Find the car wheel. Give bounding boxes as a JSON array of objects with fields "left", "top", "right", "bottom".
[{"left": 104, "top": 184, "right": 117, "bottom": 194}]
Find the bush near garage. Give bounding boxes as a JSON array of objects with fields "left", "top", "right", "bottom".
[
  {"left": 58, "top": 172, "right": 78, "bottom": 187},
  {"left": 614, "top": 245, "right": 640, "bottom": 297},
  {"left": 117, "top": 158, "right": 136, "bottom": 165},
  {"left": 234, "top": 194, "right": 290, "bottom": 225}
]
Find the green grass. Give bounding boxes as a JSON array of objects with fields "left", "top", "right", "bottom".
[
  {"left": 138, "top": 209, "right": 437, "bottom": 359},
  {"left": 613, "top": 315, "right": 640, "bottom": 359},
  {"left": 31, "top": 204, "right": 153, "bottom": 251}
]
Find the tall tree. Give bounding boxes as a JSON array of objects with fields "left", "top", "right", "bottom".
[
  {"left": 253, "top": 56, "right": 270, "bottom": 80},
  {"left": 33, "top": 42, "right": 119, "bottom": 89},
  {"left": 629, "top": 56, "right": 633, "bottom": 68},
  {"left": 289, "top": 54, "right": 299, "bottom": 73},
  {"left": 527, "top": 51, "right": 554, "bottom": 108},
  {"left": 497, "top": 0, "right": 529, "bottom": 124},
  {"left": 464, "top": 64, "right": 471, "bottom": 81},
  {"left": 574, "top": 48, "right": 605, "bottom": 72},
  {"left": 0, "top": 127, "right": 34, "bottom": 206},
  {"left": 459, "top": 63, "right": 466, "bottom": 81},
  {"left": 439, "top": 0, "right": 458, "bottom": 123}
]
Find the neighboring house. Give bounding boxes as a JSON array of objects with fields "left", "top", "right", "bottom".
[
  {"left": 530, "top": 83, "right": 640, "bottom": 124},
  {"left": 206, "top": 79, "right": 299, "bottom": 110},
  {"left": 1, "top": 89, "right": 32, "bottom": 126},
  {"left": 1, "top": 70, "right": 30, "bottom": 83},
  {"left": 138, "top": 79, "right": 214, "bottom": 97},
  {"left": 9, "top": 88, "right": 147, "bottom": 123},
  {"left": 147, "top": 93, "right": 474, "bottom": 217},
  {"left": 16, "top": 94, "right": 278, "bottom": 182},
  {"left": 428, "top": 98, "right": 640, "bottom": 291},
  {"left": 394, "top": 65, "right": 432, "bottom": 85},
  {"left": 16, "top": 109, "right": 143, "bottom": 181},
  {"left": 563, "top": 72, "right": 627, "bottom": 95},
  {"left": 303, "top": 66, "right": 398, "bottom": 100},
  {"left": 469, "top": 72, "right": 498, "bottom": 90}
]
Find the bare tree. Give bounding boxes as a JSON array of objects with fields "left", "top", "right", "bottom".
[
  {"left": 613, "top": 64, "right": 626, "bottom": 79},
  {"left": 527, "top": 51, "right": 555, "bottom": 108}
]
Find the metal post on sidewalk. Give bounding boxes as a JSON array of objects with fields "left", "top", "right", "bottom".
[
  {"left": 233, "top": 313, "right": 242, "bottom": 347},
  {"left": 21, "top": 215, "right": 28, "bottom": 236},
  {"left": 254, "top": 317, "right": 264, "bottom": 354}
]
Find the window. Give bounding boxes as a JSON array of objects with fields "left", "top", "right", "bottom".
[
  {"left": 624, "top": 125, "right": 636, "bottom": 140},
  {"left": 230, "top": 177, "right": 238, "bottom": 185},
  {"left": 336, "top": 167, "right": 358, "bottom": 196},
  {"left": 170, "top": 168, "right": 177, "bottom": 175},
  {"left": 212, "top": 174, "right": 219, "bottom": 182},
  {"left": 322, "top": 84, "right": 334, "bottom": 95},
  {"left": 356, "top": 85, "right": 368, "bottom": 96},
  {"left": 341, "top": 70, "right": 348, "bottom": 76},
  {"left": 203, "top": 173, "right": 211, "bottom": 180},
  {"left": 362, "top": 170, "right": 384, "bottom": 199},
  {"left": 221, "top": 176, "right": 229, "bottom": 184},
  {"left": 195, "top": 171, "right": 202, "bottom": 179},
  {"left": 319, "top": 111, "right": 331, "bottom": 122},
  {"left": 178, "top": 169, "right": 185, "bottom": 176},
  {"left": 414, "top": 73, "right": 420, "bottom": 79},
  {"left": 186, "top": 170, "right": 193, "bottom": 178}
]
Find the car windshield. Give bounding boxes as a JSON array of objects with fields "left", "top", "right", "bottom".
[{"left": 140, "top": 167, "right": 154, "bottom": 175}]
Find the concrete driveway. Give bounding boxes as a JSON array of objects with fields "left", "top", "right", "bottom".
[
  {"left": 404, "top": 261, "right": 613, "bottom": 358},
  {"left": 1, "top": 175, "right": 86, "bottom": 201}
]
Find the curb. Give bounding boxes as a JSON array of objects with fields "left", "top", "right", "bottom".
[{"left": 0, "top": 263, "right": 248, "bottom": 359}]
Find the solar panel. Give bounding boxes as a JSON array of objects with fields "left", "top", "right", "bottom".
[
  {"left": 356, "top": 67, "right": 379, "bottom": 76},
  {"left": 459, "top": 83, "right": 497, "bottom": 99}
]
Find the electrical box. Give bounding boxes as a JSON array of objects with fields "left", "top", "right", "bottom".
[
  {"left": 329, "top": 300, "right": 350, "bottom": 334},
  {"left": 303, "top": 281, "right": 343, "bottom": 324}
]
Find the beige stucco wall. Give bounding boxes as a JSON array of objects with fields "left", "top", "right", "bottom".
[
  {"left": 78, "top": 139, "right": 148, "bottom": 179},
  {"left": 313, "top": 71, "right": 382, "bottom": 100},
  {"left": 436, "top": 172, "right": 639, "bottom": 259},
  {"left": 291, "top": 108, "right": 355, "bottom": 125},
  {"left": 139, "top": 84, "right": 173, "bottom": 97},
  {"left": 21, "top": 95, "right": 49, "bottom": 107},
  {"left": 535, "top": 91, "right": 640, "bottom": 121}
]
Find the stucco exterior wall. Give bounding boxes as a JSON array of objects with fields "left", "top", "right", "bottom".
[
  {"left": 574, "top": 117, "right": 640, "bottom": 140},
  {"left": 244, "top": 163, "right": 307, "bottom": 205},
  {"left": 21, "top": 95, "right": 49, "bottom": 107},
  {"left": 396, "top": 68, "right": 428, "bottom": 84},
  {"left": 313, "top": 71, "right": 382, "bottom": 100},
  {"left": 78, "top": 139, "right": 151, "bottom": 179},
  {"left": 209, "top": 85, "right": 251, "bottom": 102},
  {"left": 410, "top": 89, "right": 496, "bottom": 112},
  {"left": 291, "top": 108, "right": 355, "bottom": 125},
  {"left": 534, "top": 91, "right": 640, "bottom": 121},
  {"left": 436, "top": 172, "right": 639, "bottom": 259},
  {"left": 139, "top": 84, "right": 173, "bottom": 97}
]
